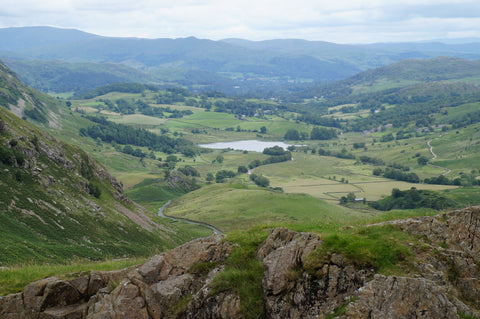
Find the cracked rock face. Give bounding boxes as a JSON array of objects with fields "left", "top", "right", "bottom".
[
  {"left": 339, "top": 275, "right": 470, "bottom": 319},
  {"left": 1, "top": 207, "right": 479, "bottom": 318}
]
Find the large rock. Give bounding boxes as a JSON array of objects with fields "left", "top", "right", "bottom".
[
  {"left": 340, "top": 275, "right": 473, "bottom": 319},
  {"left": 1, "top": 207, "right": 479, "bottom": 318},
  {"left": 86, "top": 234, "right": 233, "bottom": 319},
  {"left": 259, "top": 228, "right": 373, "bottom": 319}
]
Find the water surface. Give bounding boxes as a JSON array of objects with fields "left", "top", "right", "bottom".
[{"left": 199, "top": 140, "right": 294, "bottom": 152}]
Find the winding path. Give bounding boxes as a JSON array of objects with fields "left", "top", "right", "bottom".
[
  {"left": 158, "top": 200, "right": 223, "bottom": 234},
  {"left": 426, "top": 140, "right": 452, "bottom": 176}
]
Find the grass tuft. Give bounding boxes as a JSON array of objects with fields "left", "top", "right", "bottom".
[
  {"left": 305, "top": 225, "right": 414, "bottom": 277},
  {"left": 210, "top": 228, "right": 269, "bottom": 319}
]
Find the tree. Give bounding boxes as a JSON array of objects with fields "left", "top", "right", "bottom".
[
  {"left": 263, "top": 146, "right": 287, "bottom": 156},
  {"left": 260, "top": 126, "right": 267, "bottom": 134},
  {"left": 215, "top": 170, "right": 236, "bottom": 183},
  {"left": 206, "top": 172, "right": 214, "bottom": 182},
  {"left": 310, "top": 127, "right": 337, "bottom": 140},
  {"left": 166, "top": 155, "right": 178, "bottom": 163},
  {"left": 250, "top": 174, "right": 270, "bottom": 187},
  {"left": 237, "top": 165, "right": 248, "bottom": 173},
  {"left": 123, "top": 145, "right": 134, "bottom": 155},
  {"left": 284, "top": 129, "right": 300, "bottom": 140},
  {"left": 417, "top": 156, "right": 429, "bottom": 165},
  {"left": 215, "top": 155, "right": 224, "bottom": 163}
]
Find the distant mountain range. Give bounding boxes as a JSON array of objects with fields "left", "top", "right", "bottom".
[{"left": 2, "top": 26, "right": 480, "bottom": 95}]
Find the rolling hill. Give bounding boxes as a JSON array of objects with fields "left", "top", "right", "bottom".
[
  {"left": 3, "top": 26, "right": 480, "bottom": 95},
  {"left": 0, "top": 61, "right": 206, "bottom": 265},
  {"left": 297, "top": 56, "right": 480, "bottom": 99}
]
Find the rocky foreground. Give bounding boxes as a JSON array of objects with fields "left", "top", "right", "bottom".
[{"left": 1, "top": 207, "right": 479, "bottom": 318}]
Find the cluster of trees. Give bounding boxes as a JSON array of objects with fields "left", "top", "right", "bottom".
[
  {"left": 339, "top": 192, "right": 361, "bottom": 204},
  {"left": 358, "top": 155, "right": 385, "bottom": 166},
  {"left": 24, "top": 108, "right": 48, "bottom": 124},
  {"left": 248, "top": 149, "right": 292, "bottom": 169},
  {"left": 94, "top": 98, "right": 193, "bottom": 118},
  {"left": 75, "top": 82, "right": 159, "bottom": 99},
  {"left": 250, "top": 173, "right": 270, "bottom": 187},
  {"left": 155, "top": 87, "right": 192, "bottom": 105},
  {"left": 263, "top": 146, "right": 287, "bottom": 156},
  {"left": 349, "top": 88, "right": 480, "bottom": 132},
  {"left": 178, "top": 165, "right": 200, "bottom": 177},
  {"left": 80, "top": 116, "right": 197, "bottom": 156},
  {"left": 373, "top": 167, "right": 420, "bottom": 183},
  {"left": 450, "top": 110, "right": 480, "bottom": 129},
  {"left": 369, "top": 188, "right": 456, "bottom": 211},
  {"left": 120, "top": 145, "right": 146, "bottom": 158},
  {"left": 215, "top": 170, "right": 236, "bottom": 183},
  {"left": 295, "top": 114, "right": 341, "bottom": 128},
  {"left": 317, "top": 148, "right": 355, "bottom": 160},
  {"left": 424, "top": 174, "right": 479, "bottom": 186},
  {"left": 284, "top": 127, "right": 337, "bottom": 141},
  {"left": 214, "top": 99, "right": 274, "bottom": 117}
]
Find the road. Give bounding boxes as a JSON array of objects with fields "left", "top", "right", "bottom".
[
  {"left": 158, "top": 200, "right": 223, "bottom": 234},
  {"left": 426, "top": 140, "right": 452, "bottom": 176}
]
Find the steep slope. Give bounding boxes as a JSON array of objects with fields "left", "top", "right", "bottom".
[
  {"left": 0, "top": 105, "right": 190, "bottom": 265},
  {"left": 0, "top": 61, "right": 205, "bottom": 265},
  {"left": 0, "top": 60, "right": 62, "bottom": 126},
  {"left": 1, "top": 207, "right": 478, "bottom": 318}
]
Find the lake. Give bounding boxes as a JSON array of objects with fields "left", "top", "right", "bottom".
[{"left": 199, "top": 140, "right": 295, "bottom": 152}]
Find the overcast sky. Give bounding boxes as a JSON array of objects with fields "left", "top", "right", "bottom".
[{"left": 1, "top": 0, "right": 480, "bottom": 43}]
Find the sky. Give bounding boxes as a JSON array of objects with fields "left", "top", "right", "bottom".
[{"left": 1, "top": 0, "right": 480, "bottom": 43}]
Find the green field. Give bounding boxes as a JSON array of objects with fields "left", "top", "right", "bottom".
[{"left": 53, "top": 85, "right": 480, "bottom": 238}]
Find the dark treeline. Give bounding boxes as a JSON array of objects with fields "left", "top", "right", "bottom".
[
  {"left": 249, "top": 147, "right": 292, "bottom": 169},
  {"left": 80, "top": 115, "right": 197, "bottom": 156},
  {"left": 369, "top": 188, "right": 457, "bottom": 211},
  {"left": 74, "top": 82, "right": 160, "bottom": 99}
]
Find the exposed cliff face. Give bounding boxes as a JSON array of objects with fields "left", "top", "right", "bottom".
[{"left": 1, "top": 207, "right": 479, "bottom": 318}]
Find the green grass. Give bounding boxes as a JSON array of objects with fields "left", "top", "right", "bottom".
[
  {"left": 305, "top": 225, "right": 414, "bottom": 276},
  {"left": 210, "top": 228, "right": 269, "bottom": 319},
  {"left": 167, "top": 182, "right": 366, "bottom": 233},
  {"left": 0, "top": 257, "right": 145, "bottom": 296}
]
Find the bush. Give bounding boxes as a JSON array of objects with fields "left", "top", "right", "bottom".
[
  {"left": 88, "top": 182, "right": 102, "bottom": 198},
  {"left": 263, "top": 146, "right": 287, "bottom": 156},
  {"left": 250, "top": 174, "right": 270, "bottom": 187},
  {"left": 369, "top": 187, "right": 456, "bottom": 211},
  {"left": 237, "top": 166, "right": 248, "bottom": 174},
  {"left": 178, "top": 165, "right": 200, "bottom": 177},
  {"left": 215, "top": 170, "right": 236, "bottom": 183}
]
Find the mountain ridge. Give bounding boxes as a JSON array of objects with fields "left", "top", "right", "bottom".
[{"left": 3, "top": 26, "right": 480, "bottom": 95}]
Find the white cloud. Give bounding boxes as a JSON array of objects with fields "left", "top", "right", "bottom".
[{"left": 0, "top": 0, "right": 479, "bottom": 43}]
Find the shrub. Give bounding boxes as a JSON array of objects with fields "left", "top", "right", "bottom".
[
  {"left": 237, "top": 166, "right": 248, "bottom": 174},
  {"left": 88, "top": 182, "right": 102, "bottom": 198},
  {"left": 215, "top": 170, "right": 236, "bottom": 183}
]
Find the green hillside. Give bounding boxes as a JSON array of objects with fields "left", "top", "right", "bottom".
[{"left": 0, "top": 63, "right": 212, "bottom": 266}]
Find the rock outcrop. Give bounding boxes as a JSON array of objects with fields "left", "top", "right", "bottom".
[{"left": 1, "top": 207, "right": 479, "bottom": 318}]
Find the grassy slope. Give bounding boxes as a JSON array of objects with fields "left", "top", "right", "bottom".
[{"left": 0, "top": 106, "right": 213, "bottom": 266}]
